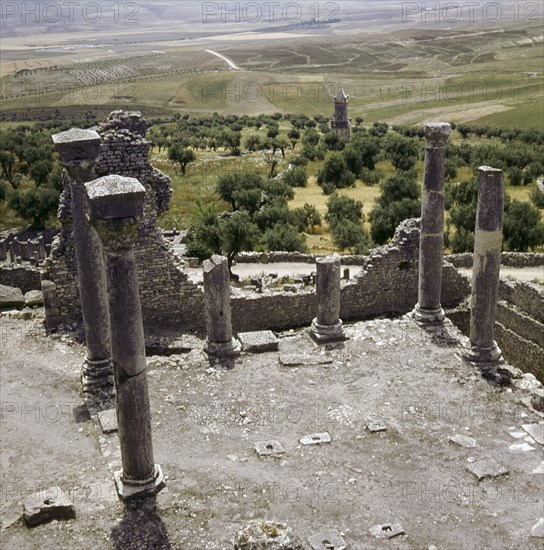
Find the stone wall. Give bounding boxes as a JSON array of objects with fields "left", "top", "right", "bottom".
[
  {"left": 231, "top": 219, "right": 470, "bottom": 332},
  {"left": 446, "top": 252, "right": 544, "bottom": 269},
  {"left": 447, "top": 279, "right": 544, "bottom": 382},
  {"left": 42, "top": 111, "right": 204, "bottom": 332},
  {"left": 235, "top": 251, "right": 368, "bottom": 266},
  {"left": 0, "top": 264, "right": 41, "bottom": 294}
]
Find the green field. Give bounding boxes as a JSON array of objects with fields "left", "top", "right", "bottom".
[{"left": 2, "top": 21, "right": 542, "bottom": 129}]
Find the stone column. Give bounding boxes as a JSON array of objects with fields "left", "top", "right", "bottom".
[
  {"left": 85, "top": 175, "right": 165, "bottom": 500},
  {"left": 38, "top": 236, "right": 46, "bottom": 260},
  {"left": 310, "top": 254, "right": 345, "bottom": 342},
  {"left": 413, "top": 122, "right": 452, "bottom": 324},
  {"left": 0, "top": 239, "right": 6, "bottom": 262},
  {"left": 203, "top": 255, "right": 241, "bottom": 357},
  {"left": 52, "top": 129, "right": 113, "bottom": 398},
  {"left": 463, "top": 166, "right": 504, "bottom": 363}
]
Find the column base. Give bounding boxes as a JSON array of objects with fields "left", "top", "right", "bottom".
[
  {"left": 309, "top": 319, "right": 346, "bottom": 343},
  {"left": 114, "top": 464, "right": 166, "bottom": 501},
  {"left": 204, "top": 337, "right": 241, "bottom": 357},
  {"left": 462, "top": 342, "right": 503, "bottom": 364},
  {"left": 81, "top": 358, "right": 114, "bottom": 391},
  {"left": 82, "top": 358, "right": 115, "bottom": 415},
  {"left": 412, "top": 305, "right": 445, "bottom": 325}
]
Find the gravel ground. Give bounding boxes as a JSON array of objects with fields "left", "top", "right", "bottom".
[
  {"left": 1, "top": 310, "right": 543, "bottom": 549},
  {"left": 184, "top": 263, "right": 544, "bottom": 284}
]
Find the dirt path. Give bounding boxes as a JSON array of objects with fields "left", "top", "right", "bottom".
[
  {"left": 185, "top": 262, "right": 544, "bottom": 284},
  {"left": 205, "top": 50, "right": 240, "bottom": 70},
  {"left": 1, "top": 310, "right": 543, "bottom": 549},
  {"left": 458, "top": 265, "right": 544, "bottom": 283}
]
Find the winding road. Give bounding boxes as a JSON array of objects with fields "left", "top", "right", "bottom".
[{"left": 205, "top": 49, "right": 240, "bottom": 70}]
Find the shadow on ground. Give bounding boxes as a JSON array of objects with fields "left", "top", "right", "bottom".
[{"left": 111, "top": 496, "right": 172, "bottom": 550}]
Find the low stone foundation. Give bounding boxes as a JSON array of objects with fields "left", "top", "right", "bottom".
[
  {"left": 446, "top": 252, "right": 544, "bottom": 269},
  {"left": 0, "top": 264, "right": 42, "bottom": 294},
  {"left": 447, "top": 278, "right": 544, "bottom": 382},
  {"left": 231, "top": 219, "right": 470, "bottom": 333}
]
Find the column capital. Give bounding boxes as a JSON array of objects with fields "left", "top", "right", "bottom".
[
  {"left": 316, "top": 253, "right": 341, "bottom": 267},
  {"left": 85, "top": 175, "right": 146, "bottom": 251},
  {"left": 52, "top": 128, "right": 102, "bottom": 184},
  {"left": 423, "top": 122, "right": 452, "bottom": 149}
]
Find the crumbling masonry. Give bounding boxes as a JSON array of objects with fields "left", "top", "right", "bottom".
[
  {"left": 42, "top": 111, "right": 470, "bottom": 336},
  {"left": 42, "top": 111, "right": 203, "bottom": 331}
]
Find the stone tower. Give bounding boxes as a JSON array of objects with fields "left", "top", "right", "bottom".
[{"left": 331, "top": 88, "right": 351, "bottom": 140}]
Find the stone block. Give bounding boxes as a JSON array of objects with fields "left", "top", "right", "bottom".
[
  {"left": 254, "top": 440, "right": 285, "bottom": 457},
  {"left": 466, "top": 457, "right": 508, "bottom": 481},
  {"left": 0, "top": 284, "right": 24, "bottom": 309},
  {"left": 24, "top": 290, "right": 44, "bottom": 307},
  {"left": 300, "top": 432, "right": 331, "bottom": 445},
  {"left": 85, "top": 175, "right": 145, "bottom": 220},
  {"left": 23, "top": 486, "right": 76, "bottom": 526},
  {"left": 97, "top": 408, "right": 118, "bottom": 434},
  {"left": 238, "top": 331, "right": 279, "bottom": 353},
  {"left": 369, "top": 522, "right": 405, "bottom": 539},
  {"left": 522, "top": 423, "right": 544, "bottom": 445},
  {"left": 308, "top": 529, "right": 347, "bottom": 550},
  {"left": 448, "top": 434, "right": 476, "bottom": 448},
  {"left": 52, "top": 128, "right": 101, "bottom": 163}
]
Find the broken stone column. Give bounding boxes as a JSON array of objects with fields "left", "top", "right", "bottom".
[
  {"left": 0, "top": 239, "right": 6, "bottom": 262},
  {"left": 310, "top": 254, "right": 345, "bottom": 342},
  {"left": 52, "top": 129, "right": 113, "bottom": 398},
  {"left": 413, "top": 122, "right": 452, "bottom": 324},
  {"left": 38, "top": 236, "right": 46, "bottom": 260},
  {"left": 86, "top": 174, "right": 165, "bottom": 500},
  {"left": 463, "top": 166, "right": 504, "bottom": 363},
  {"left": 203, "top": 255, "right": 240, "bottom": 357}
]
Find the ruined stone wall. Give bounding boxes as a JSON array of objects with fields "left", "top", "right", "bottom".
[
  {"left": 447, "top": 279, "right": 544, "bottom": 382},
  {"left": 0, "top": 264, "right": 41, "bottom": 293},
  {"left": 235, "top": 251, "right": 368, "bottom": 266},
  {"left": 42, "top": 111, "right": 204, "bottom": 331},
  {"left": 231, "top": 219, "right": 470, "bottom": 332},
  {"left": 446, "top": 252, "right": 544, "bottom": 269}
]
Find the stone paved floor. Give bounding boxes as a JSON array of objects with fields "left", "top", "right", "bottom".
[{"left": 1, "top": 311, "right": 543, "bottom": 549}]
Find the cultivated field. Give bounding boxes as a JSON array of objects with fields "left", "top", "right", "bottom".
[{"left": 1, "top": 2, "right": 542, "bottom": 129}]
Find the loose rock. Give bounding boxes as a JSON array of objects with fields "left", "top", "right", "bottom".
[
  {"left": 521, "top": 423, "right": 544, "bottom": 445},
  {"left": 531, "top": 518, "right": 544, "bottom": 538},
  {"left": 448, "top": 434, "right": 476, "bottom": 448},
  {"left": 369, "top": 522, "right": 405, "bottom": 539},
  {"left": 0, "top": 284, "right": 24, "bottom": 309},
  {"left": 466, "top": 458, "right": 509, "bottom": 481},
  {"left": 279, "top": 354, "right": 333, "bottom": 367},
  {"left": 300, "top": 432, "right": 331, "bottom": 445},
  {"left": 23, "top": 487, "right": 76, "bottom": 526},
  {"left": 307, "top": 528, "right": 347, "bottom": 549},
  {"left": 24, "top": 290, "right": 44, "bottom": 307},
  {"left": 238, "top": 331, "right": 279, "bottom": 353},
  {"left": 97, "top": 408, "right": 118, "bottom": 434},
  {"left": 233, "top": 520, "right": 304, "bottom": 549},
  {"left": 254, "top": 440, "right": 285, "bottom": 457}
]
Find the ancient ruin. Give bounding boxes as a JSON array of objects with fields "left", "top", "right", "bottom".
[
  {"left": 310, "top": 254, "right": 345, "bottom": 342},
  {"left": 42, "top": 111, "right": 202, "bottom": 332},
  {"left": 331, "top": 88, "right": 351, "bottom": 139},
  {"left": 203, "top": 255, "right": 241, "bottom": 357},
  {"left": 86, "top": 174, "right": 165, "bottom": 500},
  {"left": 463, "top": 166, "right": 505, "bottom": 364},
  {"left": 413, "top": 122, "right": 451, "bottom": 324},
  {"left": 51, "top": 128, "right": 113, "bottom": 402},
  {"left": 1, "top": 110, "right": 543, "bottom": 548}
]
